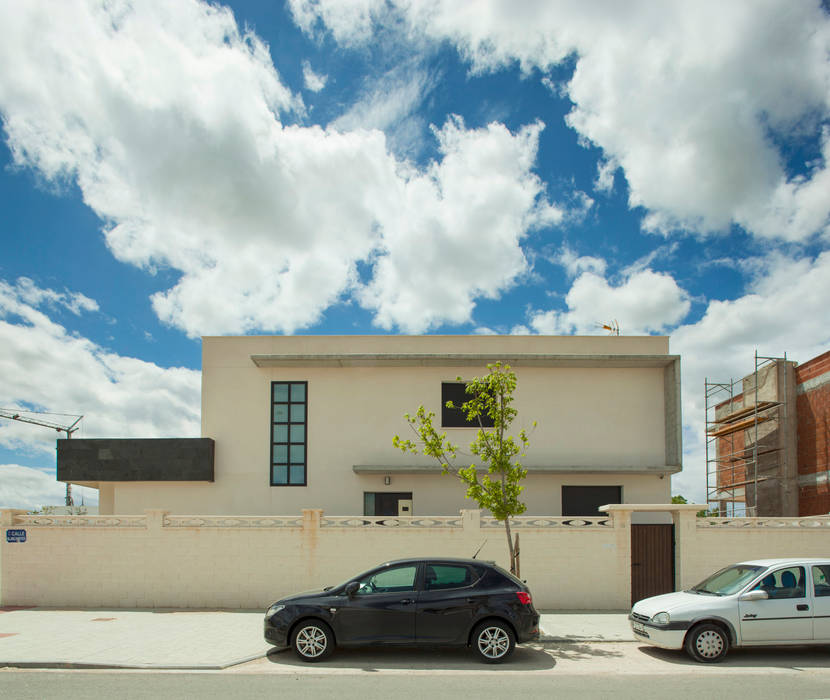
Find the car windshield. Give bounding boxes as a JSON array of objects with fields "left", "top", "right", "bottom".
[{"left": 690, "top": 565, "right": 766, "bottom": 596}]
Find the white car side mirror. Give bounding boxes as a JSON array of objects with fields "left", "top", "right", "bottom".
[{"left": 739, "top": 589, "right": 769, "bottom": 602}]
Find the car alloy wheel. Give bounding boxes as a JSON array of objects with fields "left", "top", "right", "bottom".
[
  {"left": 292, "top": 621, "right": 334, "bottom": 662},
  {"left": 685, "top": 623, "right": 728, "bottom": 663},
  {"left": 473, "top": 621, "right": 515, "bottom": 663}
]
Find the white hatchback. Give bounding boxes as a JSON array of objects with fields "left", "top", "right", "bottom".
[{"left": 629, "top": 558, "right": 830, "bottom": 662}]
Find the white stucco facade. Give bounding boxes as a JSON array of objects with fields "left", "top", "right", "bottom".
[{"left": 96, "top": 335, "right": 681, "bottom": 517}]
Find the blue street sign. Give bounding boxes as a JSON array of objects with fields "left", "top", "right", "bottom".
[{"left": 6, "top": 529, "right": 26, "bottom": 543}]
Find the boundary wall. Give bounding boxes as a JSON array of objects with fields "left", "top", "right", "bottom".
[{"left": 2, "top": 506, "right": 829, "bottom": 610}]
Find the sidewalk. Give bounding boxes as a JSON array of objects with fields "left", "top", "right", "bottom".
[{"left": 0, "top": 607, "right": 633, "bottom": 670}]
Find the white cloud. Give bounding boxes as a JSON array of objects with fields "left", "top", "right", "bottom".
[
  {"left": 291, "top": 0, "right": 830, "bottom": 242},
  {"left": 529, "top": 266, "right": 691, "bottom": 336},
  {"left": 13, "top": 277, "right": 99, "bottom": 315},
  {"left": 554, "top": 246, "right": 606, "bottom": 279},
  {"left": 330, "top": 61, "right": 435, "bottom": 157},
  {"left": 0, "top": 465, "right": 98, "bottom": 510},
  {"left": 0, "top": 0, "right": 566, "bottom": 337},
  {"left": 302, "top": 60, "right": 328, "bottom": 92},
  {"left": 0, "top": 278, "right": 200, "bottom": 459},
  {"left": 359, "top": 117, "right": 553, "bottom": 332}
]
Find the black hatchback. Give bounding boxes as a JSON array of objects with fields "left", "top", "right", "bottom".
[{"left": 264, "top": 557, "right": 540, "bottom": 663}]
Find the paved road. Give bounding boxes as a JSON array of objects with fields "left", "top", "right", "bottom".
[{"left": 2, "top": 643, "right": 829, "bottom": 699}]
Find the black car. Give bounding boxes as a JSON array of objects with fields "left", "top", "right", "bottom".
[{"left": 264, "top": 557, "right": 540, "bottom": 663}]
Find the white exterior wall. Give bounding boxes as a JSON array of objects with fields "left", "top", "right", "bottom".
[
  {"left": 103, "top": 335, "right": 678, "bottom": 516},
  {"left": 3, "top": 508, "right": 828, "bottom": 610}
]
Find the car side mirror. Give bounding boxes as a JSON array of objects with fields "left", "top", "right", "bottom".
[
  {"left": 739, "top": 589, "right": 769, "bottom": 602},
  {"left": 345, "top": 581, "right": 359, "bottom": 597}
]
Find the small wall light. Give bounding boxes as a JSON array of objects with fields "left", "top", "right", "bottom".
[{"left": 384, "top": 475, "right": 391, "bottom": 486}]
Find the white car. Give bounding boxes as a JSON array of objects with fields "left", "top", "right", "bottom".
[{"left": 629, "top": 558, "right": 830, "bottom": 662}]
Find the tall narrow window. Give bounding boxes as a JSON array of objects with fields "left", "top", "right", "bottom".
[{"left": 271, "top": 381, "right": 307, "bottom": 486}]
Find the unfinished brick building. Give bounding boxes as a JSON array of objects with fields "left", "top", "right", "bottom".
[{"left": 706, "top": 351, "right": 830, "bottom": 517}]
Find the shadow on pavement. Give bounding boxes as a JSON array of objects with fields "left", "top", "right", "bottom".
[
  {"left": 637, "top": 644, "right": 830, "bottom": 669},
  {"left": 542, "top": 642, "right": 626, "bottom": 661},
  {"left": 266, "top": 644, "right": 557, "bottom": 671}
]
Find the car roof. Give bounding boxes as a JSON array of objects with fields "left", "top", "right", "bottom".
[
  {"left": 380, "top": 557, "right": 495, "bottom": 567},
  {"left": 734, "top": 558, "right": 830, "bottom": 567}
]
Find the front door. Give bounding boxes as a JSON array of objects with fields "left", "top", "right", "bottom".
[
  {"left": 334, "top": 563, "right": 418, "bottom": 644},
  {"left": 631, "top": 524, "right": 674, "bottom": 605},
  {"left": 739, "top": 565, "right": 812, "bottom": 642}
]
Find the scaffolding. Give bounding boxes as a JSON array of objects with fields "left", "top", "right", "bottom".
[{"left": 705, "top": 352, "right": 787, "bottom": 517}]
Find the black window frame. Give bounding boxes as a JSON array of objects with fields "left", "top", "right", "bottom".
[
  {"left": 270, "top": 381, "right": 308, "bottom": 487},
  {"left": 441, "top": 382, "right": 495, "bottom": 428}
]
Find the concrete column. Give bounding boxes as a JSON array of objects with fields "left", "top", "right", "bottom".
[
  {"left": 461, "top": 509, "right": 481, "bottom": 533},
  {"left": 672, "top": 508, "right": 698, "bottom": 589},
  {"left": 302, "top": 508, "right": 323, "bottom": 531},
  {"left": 144, "top": 509, "right": 169, "bottom": 533},
  {"left": 1, "top": 509, "right": 27, "bottom": 527}
]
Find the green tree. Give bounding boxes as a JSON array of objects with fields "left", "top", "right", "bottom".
[{"left": 393, "top": 362, "right": 533, "bottom": 574}]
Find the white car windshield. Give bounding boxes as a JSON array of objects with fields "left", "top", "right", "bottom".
[{"left": 689, "top": 565, "right": 766, "bottom": 596}]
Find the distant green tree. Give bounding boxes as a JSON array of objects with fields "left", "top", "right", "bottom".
[
  {"left": 672, "top": 494, "right": 716, "bottom": 517},
  {"left": 393, "top": 362, "right": 533, "bottom": 574}
]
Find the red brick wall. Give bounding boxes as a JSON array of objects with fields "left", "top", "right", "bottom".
[{"left": 796, "top": 351, "right": 830, "bottom": 516}]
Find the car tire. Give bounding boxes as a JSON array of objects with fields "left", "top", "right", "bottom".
[
  {"left": 472, "top": 620, "right": 516, "bottom": 664},
  {"left": 684, "top": 622, "right": 729, "bottom": 663},
  {"left": 291, "top": 620, "right": 335, "bottom": 662}
]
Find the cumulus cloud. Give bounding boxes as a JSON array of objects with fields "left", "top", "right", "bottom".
[
  {"left": 0, "top": 278, "right": 200, "bottom": 459},
  {"left": 0, "top": 0, "right": 565, "bottom": 336},
  {"left": 529, "top": 266, "right": 691, "bottom": 336},
  {"left": 291, "top": 0, "right": 830, "bottom": 242},
  {"left": 359, "top": 117, "right": 554, "bottom": 332},
  {"left": 302, "top": 60, "right": 328, "bottom": 92},
  {"left": 0, "top": 465, "right": 98, "bottom": 510}
]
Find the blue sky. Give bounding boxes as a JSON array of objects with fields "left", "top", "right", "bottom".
[{"left": 1, "top": 0, "right": 829, "bottom": 510}]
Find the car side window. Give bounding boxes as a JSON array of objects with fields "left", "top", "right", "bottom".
[
  {"left": 812, "top": 565, "right": 830, "bottom": 597},
  {"left": 753, "top": 566, "right": 806, "bottom": 599},
  {"left": 424, "top": 564, "right": 477, "bottom": 591},
  {"left": 356, "top": 565, "right": 417, "bottom": 595}
]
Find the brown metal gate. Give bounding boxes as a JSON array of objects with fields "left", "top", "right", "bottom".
[{"left": 631, "top": 524, "right": 674, "bottom": 605}]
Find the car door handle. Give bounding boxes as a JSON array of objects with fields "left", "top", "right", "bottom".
[
  {"left": 399, "top": 599, "right": 415, "bottom": 605},
  {"left": 797, "top": 604, "right": 809, "bottom": 611}
]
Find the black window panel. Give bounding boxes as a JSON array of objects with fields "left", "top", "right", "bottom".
[
  {"left": 561, "top": 485, "right": 622, "bottom": 517},
  {"left": 271, "top": 381, "right": 307, "bottom": 486},
  {"left": 441, "top": 382, "right": 495, "bottom": 428},
  {"left": 364, "top": 492, "right": 412, "bottom": 516}
]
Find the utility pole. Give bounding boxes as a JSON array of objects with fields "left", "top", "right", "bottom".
[{"left": 0, "top": 409, "right": 83, "bottom": 506}]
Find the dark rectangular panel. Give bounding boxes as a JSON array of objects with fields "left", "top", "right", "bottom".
[
  {"left": 561, "top": 485, "right": 622, "bottom": 516},
  {"left": 441, "top": 382, "right": 495, "bottom": 428},
  {"left": 57, "top": 438, "right": 214, "bottom": 482}
]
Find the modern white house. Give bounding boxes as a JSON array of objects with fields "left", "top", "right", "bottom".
[{"left": 58, "top": 334, "right": 681, "bottom": 518}]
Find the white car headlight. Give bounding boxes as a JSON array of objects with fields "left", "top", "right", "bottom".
[
  {"left": 651, "top": 612, "right": 670, "bottom": 625},
  {"left": 266, "top": 604, "right": 286, "bottom": 617}
]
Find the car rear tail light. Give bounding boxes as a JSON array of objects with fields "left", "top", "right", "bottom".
[{"left": 516, "top": 591, "right": 532, "bottom": 605}]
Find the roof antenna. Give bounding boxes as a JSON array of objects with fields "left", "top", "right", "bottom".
[{"left": 472, "top": 539, "right": 487, "bottom": 559}]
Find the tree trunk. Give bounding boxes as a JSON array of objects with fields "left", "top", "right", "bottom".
[{"left": 504, "top": 517, "right": 516, "bottom": 574}]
